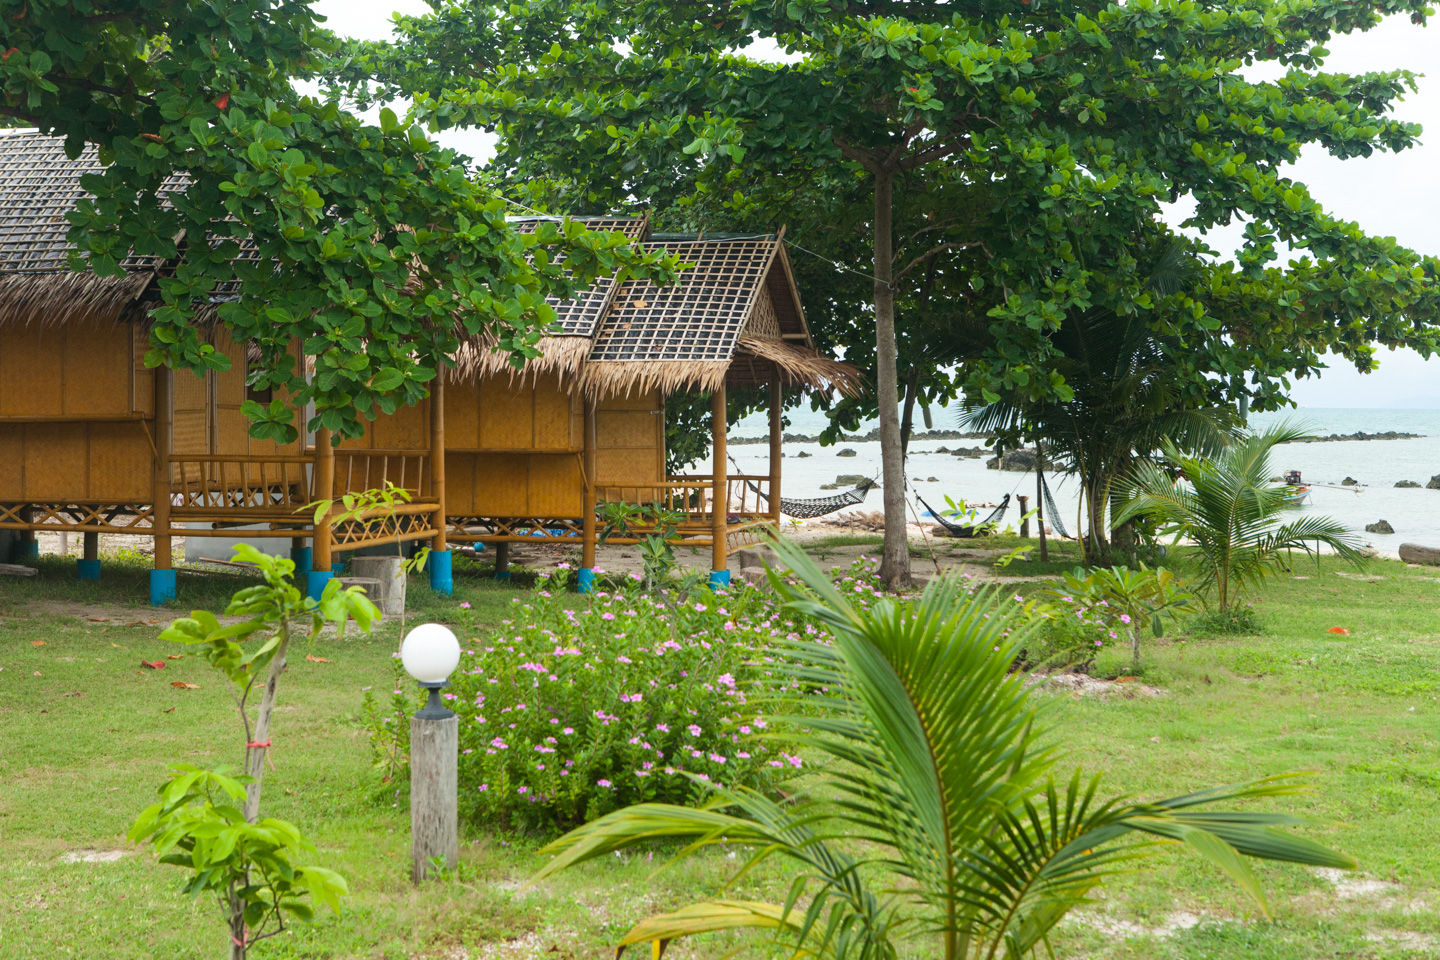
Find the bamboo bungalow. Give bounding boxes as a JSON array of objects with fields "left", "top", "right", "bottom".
[
  {"left": 0, "top": 130, "right": 860, "bottom": 600},
  {"left": 405, "top": 216, "right": 863, "bottom": 590},
  {"left": 0, "top": 131, "right": 445, "bottom": 602}
]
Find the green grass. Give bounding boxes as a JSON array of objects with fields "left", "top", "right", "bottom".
[{"left": 2, "top": 553, "right": 1438, "bottom": 958}]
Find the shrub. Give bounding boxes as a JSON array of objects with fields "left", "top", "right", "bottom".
[{"left": 368, "top": 564, "right": 887, "bottom": 834}]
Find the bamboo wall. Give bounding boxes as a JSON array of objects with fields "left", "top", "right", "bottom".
[
  {"left": 359, "top": 372, "right": 665, "bottom": 520},
  {"left": 0, "top": 317, "right": 154, "bottom": 501}
]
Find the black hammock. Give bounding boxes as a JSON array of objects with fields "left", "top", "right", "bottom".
[
  {"left": 741, "top": 476, "right": 878, "bottom": 520},
  {"left": 916, "top": 492, "right": 1011, "bottom": 538}
]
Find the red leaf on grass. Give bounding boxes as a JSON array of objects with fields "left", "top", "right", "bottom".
[
  {"left": 31, "top": 640, "right": 45, "bottom": 647},
  {"left": 1327, "top": 627, "right": 1350, "bottom": 635},
  {"left": 166, "top": 654, "right": 184, "bottom": 660},
  {"left": 170, "top": 681, "right": 200, "bottom": 690},
  {"left": 304, "top": 653, "right": 332, "bottom": 663},
  {"left": 140, "top": 660, "right": 165, "bottom": 670}
]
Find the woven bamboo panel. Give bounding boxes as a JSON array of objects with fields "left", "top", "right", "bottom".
[
  {"left": 62, "top": 318, "right": 131, "bottom": 416},
  {"left": 508, "top": 217, "right": 648, "bottom": 336},
  {"left": 0, "top": 322, "right": 61, "bottom": 416},
  {"left": 528, "top": 454, "right": 583, "bottom": 516},
  {"left": 744, "top": 284, "right": 782, "bottom": 340},
  {"left": 0, "top": 423, "right": 22, "bottom": 493},
  {"left": 589, "top": 238, "right": 777, "bottom": 363},
  {"left": 87, "top": 422, "right": 152, "bottom": 500}
]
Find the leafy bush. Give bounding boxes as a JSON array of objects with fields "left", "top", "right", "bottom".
[
  {"left": 1043, "top": 564, "right": 1195, "bottom": 670},
  {"left": 370, "top": 564, "right": 887, "bottom": 834},
  {"left": 1191, "top": 604, "right": 1265, "bottom": 636}
]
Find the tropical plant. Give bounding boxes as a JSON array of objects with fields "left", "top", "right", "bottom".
[
  {"left": 524, "top": 536, "right": 1356, "bottom": 958},
  {"left": 310, "top": 482, "right": 432, "bottom": 634},
  {"left": 1044, "top": 565, "right": 1196, "bottom": 671},
  {"left": 1116, "top": 423, "right": 1365, "bottom": 613},
  {"left": 130, "top": 545, "right": 380, "bottom": 958},
  {"left": 597, "top": 500, "right": 689, "bottom": 590}
]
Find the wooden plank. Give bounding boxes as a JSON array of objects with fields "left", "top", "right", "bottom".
[{"left": 0, "top": 563, "right": 38, "bottom": 577}]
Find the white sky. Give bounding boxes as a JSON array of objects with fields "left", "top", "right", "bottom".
[{"left": 313, "top": 0, "right": 1440, "bottom": 408}]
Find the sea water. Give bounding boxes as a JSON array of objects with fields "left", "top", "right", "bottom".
[{"left": 721, "top": 406, "right": 1440, "bottom": 558}]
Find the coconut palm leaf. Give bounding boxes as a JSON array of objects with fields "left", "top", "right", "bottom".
[
  {"left": 1116, "top": 421, "right": 1364, "bottom": 609},
  {"left": 528, "top": 535, "right": 1358, "bottom": 959}
]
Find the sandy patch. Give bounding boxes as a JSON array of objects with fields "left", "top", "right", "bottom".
[{"left": 1029, "top": 673, "right": 1164, "bottom": 698}]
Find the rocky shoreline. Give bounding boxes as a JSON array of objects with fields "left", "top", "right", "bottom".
[
  {"left": 1292, "top": 430, "right": 1423, "bottom": 443},
  {"left": 730, "top": 428, "right": 990, "bottom": 445}
]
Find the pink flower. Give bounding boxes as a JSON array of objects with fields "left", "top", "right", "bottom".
[
  {"left": 1120, "top": 614, "right": 1132, "bottom": 624},
  {"left": 517, "top": 786, "right": 529, "bottom": 794},
  {"left": 597, "top": 779, "right": 612, "bottom": 788},
  {"left": 688, "top": 724, "right": 702, "bottom": 736}
]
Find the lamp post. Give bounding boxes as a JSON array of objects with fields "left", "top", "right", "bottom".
[{"left": 400, "top": 623, "right": 460, "bottom": 882}]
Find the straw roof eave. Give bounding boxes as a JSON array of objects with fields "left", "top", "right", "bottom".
[{"left": 0, "top": 270, "right": 155, "bottom": 328}]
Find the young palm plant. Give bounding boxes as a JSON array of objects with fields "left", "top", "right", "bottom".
[
  {"left": 525, "top": 537, "right": 1355, "bottom": 959},
  {"left": 1115, "top": 422, "right": 1364, "bottom": 612}
]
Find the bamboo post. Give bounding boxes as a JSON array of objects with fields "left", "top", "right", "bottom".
[
  {"left": 309, "top": 426, "right": 335, "bottom": 599},
  {"left": 579, "top": 399, "right": 597, "bottom": 593},
  {"left": 769, "top": 381, "right": 783, "bottom": 528},
  {"left": 150, "top": 366, "right": 175, "bottom": 605},
  {"left": 1018, "top": 495, "right": 1030, "bottom": 538},
  {"left": 1036, "top": 441, "right": 1049, "bottom": 563},
  {"left": 710, "top": 384, "right": 729, "bottom": 588},
  {"left": 77, "top": 531, "right": 100, "bottom": 581},
  {"left": 428, "top": 379, "right": 452, "bottom": 594}
]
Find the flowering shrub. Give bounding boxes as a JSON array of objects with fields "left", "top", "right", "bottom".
[
  {"left": 440, "top": 568, "right": 887, "bottom": 834},
  {"left": 1027, "top": 594, "right": 1115, "bottom": 669}
]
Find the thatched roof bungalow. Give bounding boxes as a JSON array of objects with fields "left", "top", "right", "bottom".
[{"left": 0, "top": 129, "right": 860, "bottom": 597}]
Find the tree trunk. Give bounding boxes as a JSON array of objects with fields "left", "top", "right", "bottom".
[
  {"left": 243, "top": 624, "right": 290, "bottom": 823},
  {"left": 873, "top": 168, "right": 910, "bottom": 591},
  {"left": 899, "top": 367, "right": 920, "bottom": 460}
]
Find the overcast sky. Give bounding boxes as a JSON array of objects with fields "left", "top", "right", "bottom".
[{"left": 313, "top": 0, "right": 1440, "bottom": 408}]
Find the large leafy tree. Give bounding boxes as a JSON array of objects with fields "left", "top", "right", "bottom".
[
  {"left": 335, "top": 0, "right": 1439, "bottom": 591},
  {"left": 0, "top": 0, "right": 673, "bottom": 443}
]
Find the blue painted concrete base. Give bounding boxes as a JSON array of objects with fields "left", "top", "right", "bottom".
[
  {"left": 17, "top": 540, "right": 39, "bottom": 561},
  {"left": 150, "top": 569, "right": 177, "bottom": 605},
  {"left": 289, "top": 546, "right": 313, "bottom": 576},
  {"left": 76, "top": 559, "right": 101, "bottom": 581},
  {"left": 709, "top": 569, "right": 731, "bottom": 590},
  {"left": 429, "top": 549, "right": 453, "bottom": 595},
  {"left": 577, "top": 567, "right": 595, "bottom": 593},
  {"left": 494, "top": 570, "right": 511, "bottom": 581},
  {"left": 332, "top": 561, "right": 345, "bottom": 575},
  {"left": 307, "top": 570, "right": 334, "bottom": 601}
]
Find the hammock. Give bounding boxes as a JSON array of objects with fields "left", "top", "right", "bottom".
[
  {"left": 742, "top": 476, "right": 878, "bottom": 519},
  {"left": 916, "top": 492, "right": 1011, "bottom": 538},
  {"left": 1039, "top": 474, "right": 1072, "bottom": 540}
]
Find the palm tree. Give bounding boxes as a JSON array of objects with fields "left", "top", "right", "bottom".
[
  {"left": 1115, "top": 421, "right": 1364, "bottom": 612},
  {"left": 525, "top": 537, "right": 1355, "bottom": 959}
]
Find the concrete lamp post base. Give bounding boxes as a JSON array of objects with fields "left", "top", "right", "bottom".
[{"left": 410, "top": 681, "right": 458, "bottom": 882}]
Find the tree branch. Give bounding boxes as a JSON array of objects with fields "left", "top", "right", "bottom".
[{"left": 892, "top": 240, "right": 989, "bottom": 285}]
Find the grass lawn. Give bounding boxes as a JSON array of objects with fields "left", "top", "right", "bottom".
[{"left": 1, "top": 549, "right": 1437, "bottom": 958}]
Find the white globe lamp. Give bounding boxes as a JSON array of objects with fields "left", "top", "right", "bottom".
[{"left": 401, "top": 623, "right": 460, "bottom": 718}]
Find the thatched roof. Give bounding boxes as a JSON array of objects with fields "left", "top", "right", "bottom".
[
  {"left": 0, "top": 130, "right": 191, "bottom": 327},
  {"left": 0, "top": 134, "right": 861, "bottom": 398}
]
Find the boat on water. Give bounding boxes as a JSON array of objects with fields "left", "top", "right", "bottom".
[{"left": 1281, "top": 469, "right": 1311, "bottom": 506}]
